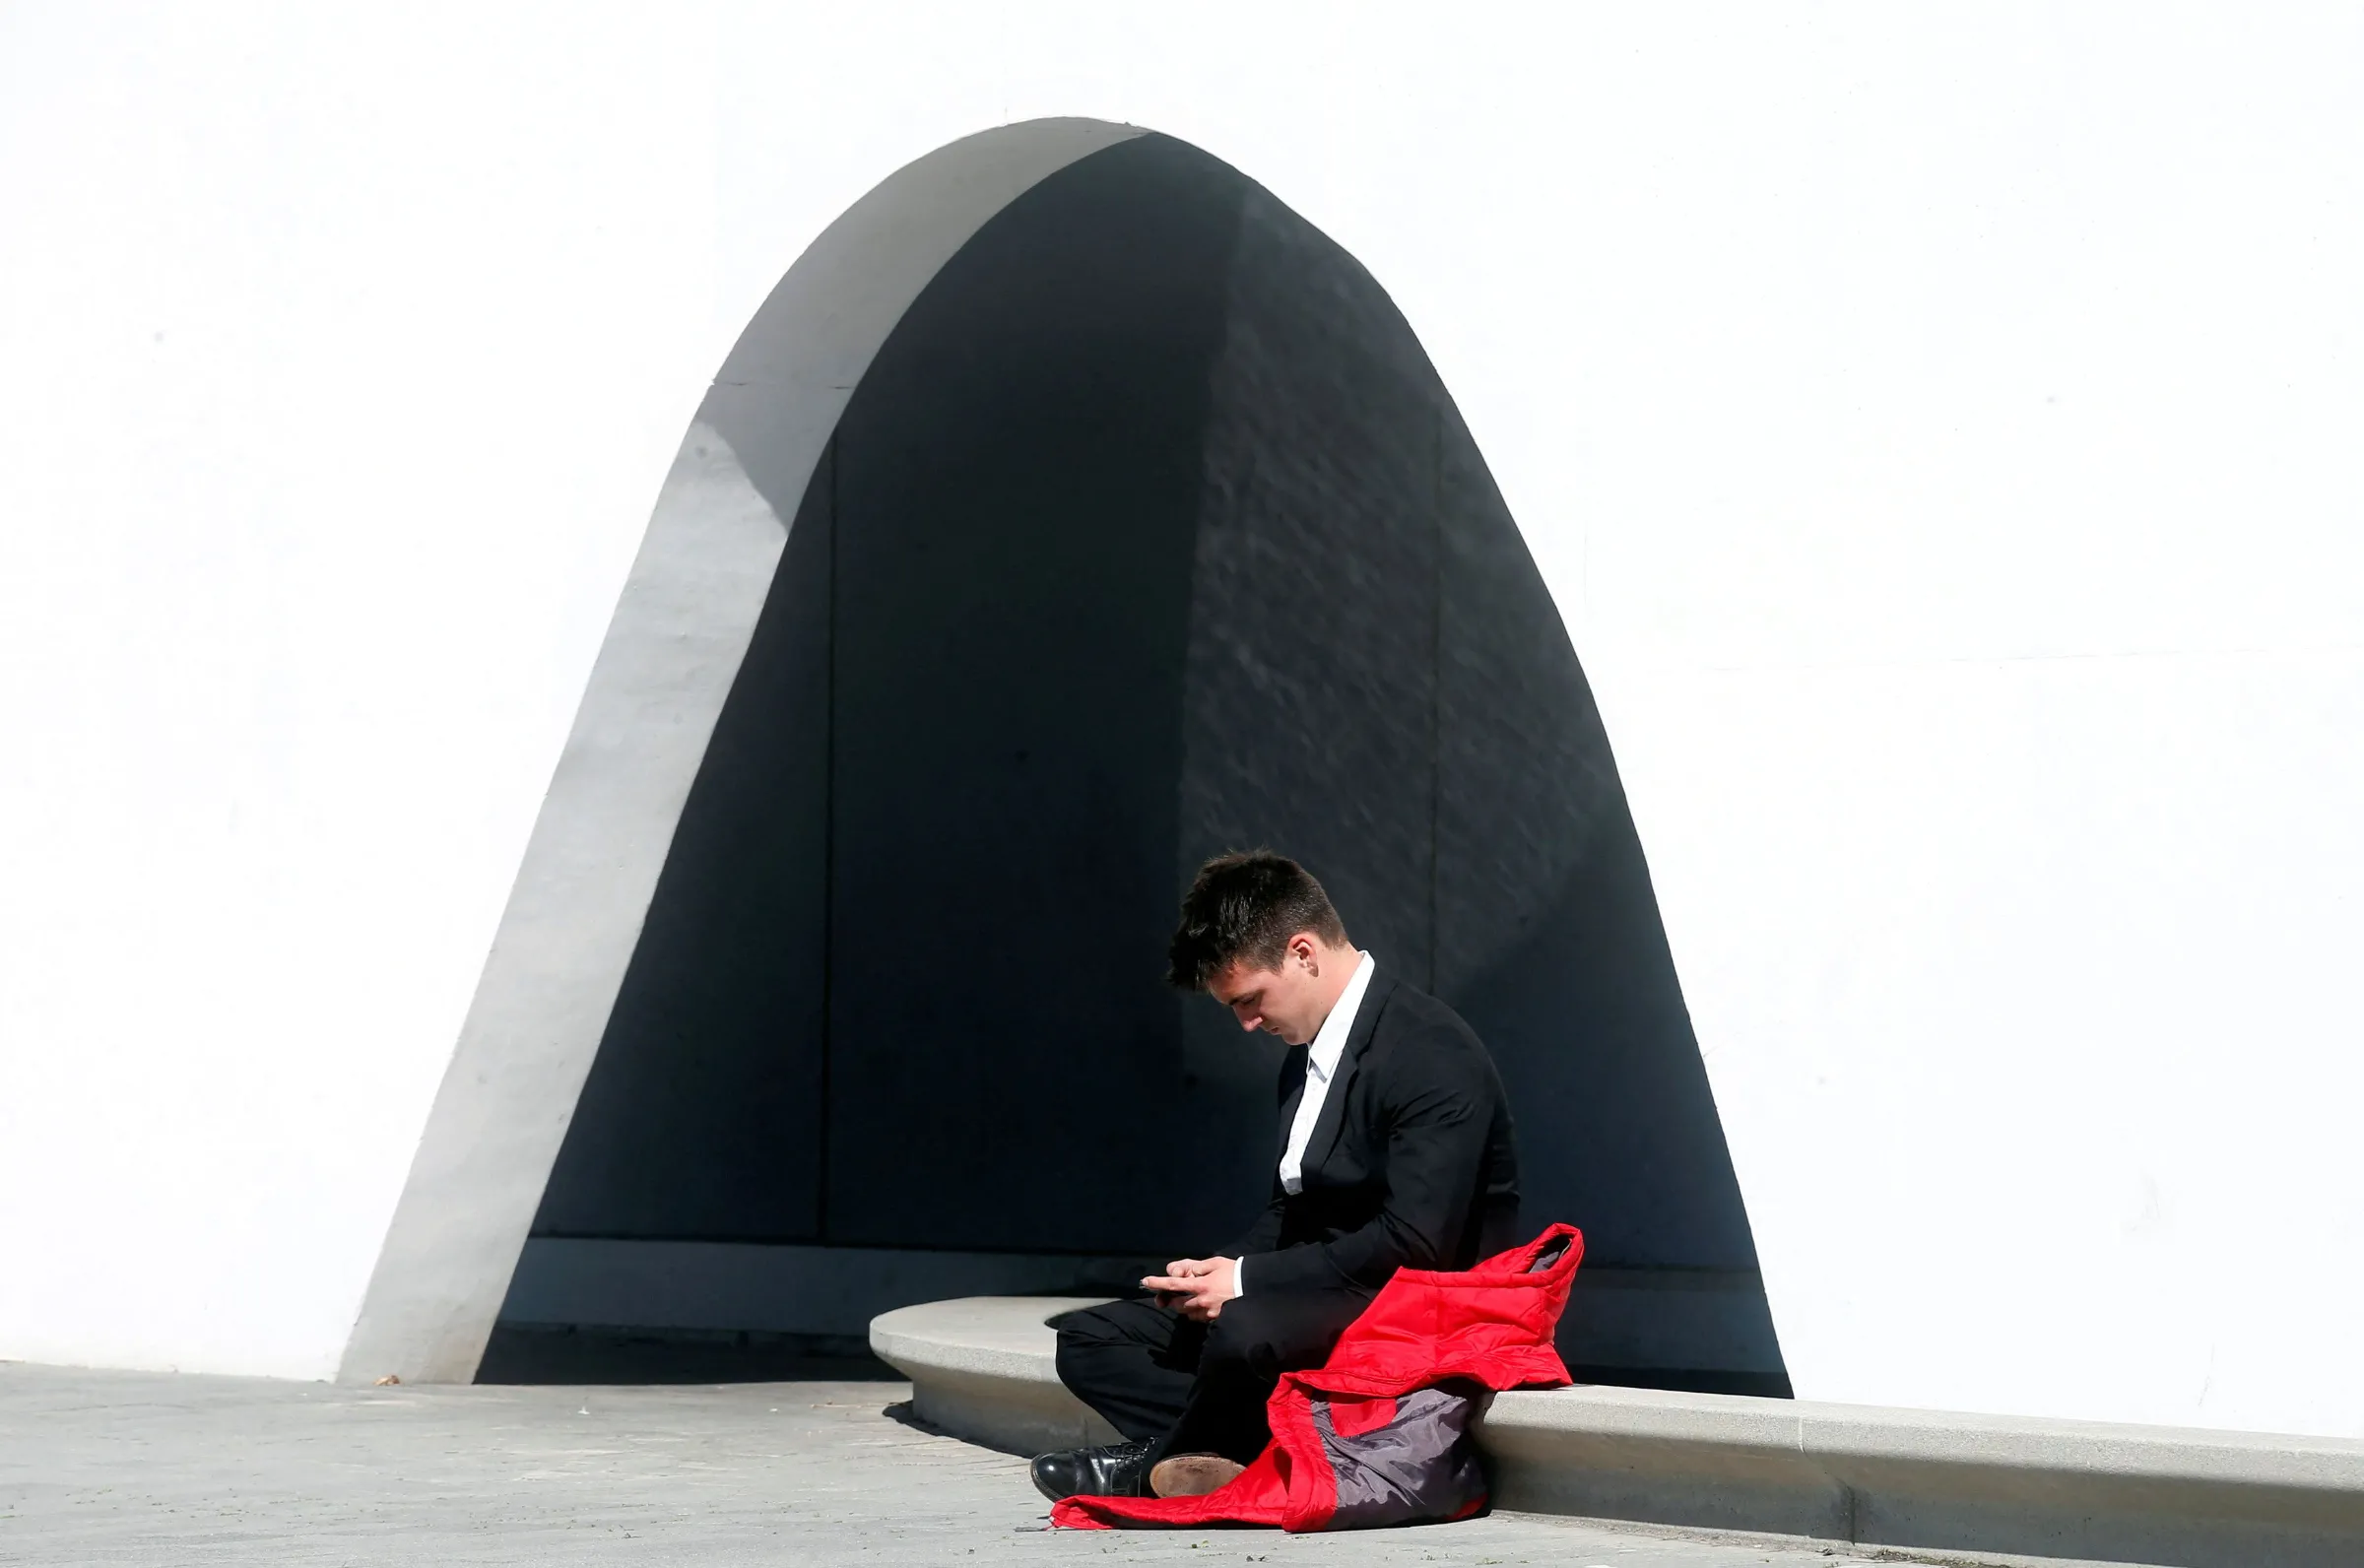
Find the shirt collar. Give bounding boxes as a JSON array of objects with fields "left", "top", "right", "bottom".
[{"left": 1305, "top": 950, "right": 1375, "bottom": 1079}]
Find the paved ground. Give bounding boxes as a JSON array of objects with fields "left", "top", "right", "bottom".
[{"left": 0, "top": 1361, "right": 2011, "bottom": 1567}]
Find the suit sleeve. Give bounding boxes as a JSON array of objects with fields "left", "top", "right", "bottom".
[
  {"left": 1224, "top": 1176, "right": 1287, "bottom": 1262},
  {"left": 1239, "top": 1026, "right": 1491, "bottom": 1294},
  {"left": 1222, "top": 1048, "right": 1300, "bottom": 1262}
]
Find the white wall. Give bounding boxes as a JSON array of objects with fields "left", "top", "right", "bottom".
[{"left": 2, "top": 2, "right": 2358, "bottom": 1433}]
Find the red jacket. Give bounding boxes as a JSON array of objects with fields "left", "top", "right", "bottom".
[{"left": 1053, "top": 1222, "right": 1583, "bottom": 1532}]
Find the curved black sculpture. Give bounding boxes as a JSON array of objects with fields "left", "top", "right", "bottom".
[{"left": 524, "top": 135, "right": 1786, "bottom": 1394}]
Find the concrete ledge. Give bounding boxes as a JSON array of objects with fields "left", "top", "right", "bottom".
[
  {"left": 869, "top": 1296, "right": 1121, "bottom": 1457},
  {"left": 871, "top": 1297, "right": 2364, "bottom": 1567},
  {"left": 1483, "top": 1382, "right": 2364, "bottom": 1568}
]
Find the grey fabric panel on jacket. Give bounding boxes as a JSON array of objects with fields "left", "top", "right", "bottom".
[{"left": 1311, "top": 1383, "right": 1488, "bottom": 1530}]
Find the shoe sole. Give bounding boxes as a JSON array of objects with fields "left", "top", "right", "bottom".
[{"left": 1149, "top": 1454, "right": 1247, "bottom": 1497}]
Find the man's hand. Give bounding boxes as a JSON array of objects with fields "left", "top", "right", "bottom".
[{"left": 1141, "top": 1257, "right": 1238, "bottom": 1323}]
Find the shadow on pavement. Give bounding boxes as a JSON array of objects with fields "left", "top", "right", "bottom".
[{"left": 475, "top": 1324, "right": 902, "bottom": 1385}]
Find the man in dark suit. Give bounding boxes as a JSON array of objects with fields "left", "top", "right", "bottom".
[{"left": 1030, "top": 851, "right": 1522, "bottom": 1502}]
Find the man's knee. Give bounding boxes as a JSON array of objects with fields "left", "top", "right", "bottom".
[
  {"left": 1052, "top": 1337, "right": 1087, "bottom": 1393},
  {"left": 1051, "top": 1304, "right": 1124, "bottom": 1387},
  {"left": 1051, "top": 1302, "right": 1127, "bottom": 1352},
  {"left": 1051, "top": 1298, "right": 1177, "bottom": 1394}
]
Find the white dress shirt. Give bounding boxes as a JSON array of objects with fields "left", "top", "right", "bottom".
[{"left": 1234, "top": 950, "right": 1374, "bottom": 1298}]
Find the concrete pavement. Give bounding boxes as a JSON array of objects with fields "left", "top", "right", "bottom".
[{"left": 0, "top": 1361, "right": 2101, "bottom": 1566}]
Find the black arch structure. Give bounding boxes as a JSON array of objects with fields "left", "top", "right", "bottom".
[{"left": 514, "top": 136, "right": 1786, "bottom": 1395}]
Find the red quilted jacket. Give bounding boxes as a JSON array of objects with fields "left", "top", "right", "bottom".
[{"left": 1052, "top": 1222, "right": 1583, "bottom": 1532}]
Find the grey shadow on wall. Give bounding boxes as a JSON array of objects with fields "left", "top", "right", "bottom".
[{"left": 502, "top": 134, "right": 1788, "bottom": 1396}]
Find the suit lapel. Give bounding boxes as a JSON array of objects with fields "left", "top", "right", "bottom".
[
  {"left": 1275, "top": 1043, "right": 1310, "bottom": 1163},
  {"left": 1299, "top": 970, "right": 1395, "bottom": 1184}
]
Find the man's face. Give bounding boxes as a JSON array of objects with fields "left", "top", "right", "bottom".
[{"left": 1208, "top": 943, "right": 1329, "bottom": 1046}]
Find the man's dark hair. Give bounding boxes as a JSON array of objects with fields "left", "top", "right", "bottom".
[{"left": 1166, "top": 850, "right": 1350, "bottom": 990}]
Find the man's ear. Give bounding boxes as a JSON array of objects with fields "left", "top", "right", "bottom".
[{"left": 1287, "top": 931, "right": 1319, "bottom": 970}]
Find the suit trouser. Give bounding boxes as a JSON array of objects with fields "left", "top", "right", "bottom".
[{"left": 1051, "top": 1285, "right": 1374, "bottom": 1466}]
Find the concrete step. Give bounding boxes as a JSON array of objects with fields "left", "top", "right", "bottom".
[{"left": 871, "top": 1295, "right": 2364, "bottom": 1568}]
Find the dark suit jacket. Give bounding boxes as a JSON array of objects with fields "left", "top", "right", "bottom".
[{"left": 1225, "top": 970, "right": 1521, "bottom": 1295}]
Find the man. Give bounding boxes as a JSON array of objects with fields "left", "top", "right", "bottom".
[{"left": 1031, "top": 851, "right": 1521, "bottom": 1502}]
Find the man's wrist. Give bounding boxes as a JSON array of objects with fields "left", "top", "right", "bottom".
[{"left": 1228, "top": 1256, "right": 1246, "bottom": 1298}]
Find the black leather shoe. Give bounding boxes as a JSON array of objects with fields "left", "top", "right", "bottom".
[{"left": 1028, "top": 1440, "right": 1152, "bottom": 1502}]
